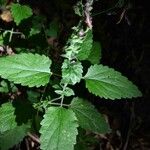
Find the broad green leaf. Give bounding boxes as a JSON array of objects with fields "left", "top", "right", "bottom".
[
  {"left": 0, "top": 124, "right": 30, "bottom": 150},
  {"left": 84, "top": 64, "right": 142, "bottom": 100},
  {"left": 70, "top": 97, "right": 110, "bottom": 133},
  {"left": 61, "top": 59, "right": 83, "bottom": 85},
  {"left": 0, "top": 102, "right": 17, "bottom": 133},
  {"left": 87, "top": 41, "right": 102, "bottom": 64},
  {"left": 77, "top": 28, "right": 93, "bottom": 60},
  {"left": 40, "top": 107, "right": 78, "bottom": 150},
  {"left": 11, "top": 3, "right": 33, "bottom": 25},
  {"left": 0, "top": 53, "right": 52, "bottom": 87}
]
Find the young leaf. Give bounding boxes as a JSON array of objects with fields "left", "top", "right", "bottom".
[
  {"left": 77, "top": 28, "right": 93, "bottom": 60},
  {"left": 0, "top": 124, "right": 30, "bottom": 150},
  {"left": 61, "top": 59, "right": 83, "bottom": 85},
  {"left": 55, "top": 87, "right": 75, "bottom": 97},
  {"left": 11, "top": 3, "right": 33, "bottom": 25},
  {"left": 87, "top": 41, "right": 102, "bottom": 64},
  {"left": 70, "top": 97, "right": 110, "bottom": 133},
  {"left": 84, "top": 64, "right": 142, "bottom": 100},
  {"left": 40, "top": 107, "right": 78, "bottom": 150},
  {"left": 0, "top": 53, "right": 52, "bottom": 87},
  {"left": 0, "top": 80, "right": 9, "bottom": 93},
  {"left": 0, "top": 102, "right": 17, "bottom": 133}
]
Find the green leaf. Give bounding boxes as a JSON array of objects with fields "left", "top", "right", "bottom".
[
  {"left": 70, "top": 97, "right": 110, "bottom": 133},
  {"left": 29, "top": 15, "right": 46, "bottom": 36},
  {"left": 87, "top": 41, "right": 102, "bottom": 64},
  {"left": 29, "top": 27, "right": 41, "bottom": 36},
  {"left": 0, "top": 124, "right": 30, "bottom": 150},
  {"left": 11, "top": 3, "right": 33, "bottom": 25},
  {"left": 0, "top": 80, "right": 9, "bottom": 93},
  {"left": 27, "top": 90, "right": 40, "bottom": 103},
  {"left": 61, "top": 59, "right": 83, "bottom": 85},
  {"left": 40, "top": 107, "right": 78, "bottom": 150},
  {"left": 0, "top": 102, "right": 17, "bottom": 133},
  {"left": 77, "top": 28, "right": 93, "bottom": 60},
  {"left": 55, "top": 87, "right": 75, "bottom": 97},
  {"left": 0, "top": 34, "right": 4, "bottom": 45},
  {"left": 73, "top": 1, "right": 84, "bottom": 17},
  {"left": 45, "top": 20, "right": 59, "bottom": 38},
  {"left": 84, "top": 64, "right": 142, "bottom": 100},
  {"left": 0, "top": 53, "right": 52, "bottom": 87}
]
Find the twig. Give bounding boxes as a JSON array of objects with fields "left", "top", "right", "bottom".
[
  {"left": 92, "top": 0, "right": 122, "bottom": 17},
  {"left": 84, "top": 0, "right": 93, "bottom": 29},
  {"left": 122, "top": 102, "right": 135, "bottom": 150},
  {"left": 27, "top": 132, "right": 40, "bottom": 144},
  {"left": 9, "top": 28, "right": 14, "bottom": 42},
  {"left": 25, "top": 139, "right": 30, "bottom": 150}
]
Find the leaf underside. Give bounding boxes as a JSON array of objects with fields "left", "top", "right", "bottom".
[
  {"left": 84, "top": 64, "right": 142, "bottom": 100},
  {"left": 0, "top": 53, "right": 52, "bottom": 87},
  {"left": 40, "top": 107, "right": 78, "bottom": 150}
]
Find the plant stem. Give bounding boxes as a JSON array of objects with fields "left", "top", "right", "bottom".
[
  {"left": 50, "top": 102, "right": 70, "bottom": 107},
  {"left": 52, "top": 72, "right": 62, "bottom": 78},
  {"left": 27, "top": 132, "right": 40, "bottom": 144},
  {"left": 60, "top": 83, "right": 68, "bottom": 107},
  {"left": 9, "top": 28, "right": 14, "bottom": 43},
  {"left": 50, "top": 97, "right": 61, "bottom": 102}
]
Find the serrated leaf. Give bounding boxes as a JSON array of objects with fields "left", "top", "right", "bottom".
[
  {"left": 77, "top": 28, "right": 93, "bottom": 60},
  {"left": 71, "top": 97, "right": 110, "bottom": 133},
  {"left": 0, "top": 102, "right": 17, "bottom": 133},
  {"left": 55, "top": 87, "right": 75, "bottom": 97},
  {"left": 87, "top": 41, "right": 102, "bottom": 64},
  {"left": 0, "top": 53, "right": 52, "bottom": 87},
  {"left": 0, "top": 124, "right": 30, "bottom": 150},
  {"left": 61, "top": 59, "right": 83, "bottom": 85},
  {"left": 11, "top": 3, "right": 33, "bottom": 25},
  {"left": 40, "top": 107, "right": 78, "bottom": 150},
  {"left": 84, "top": 65, "right": 142, "bottom": 100}
]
